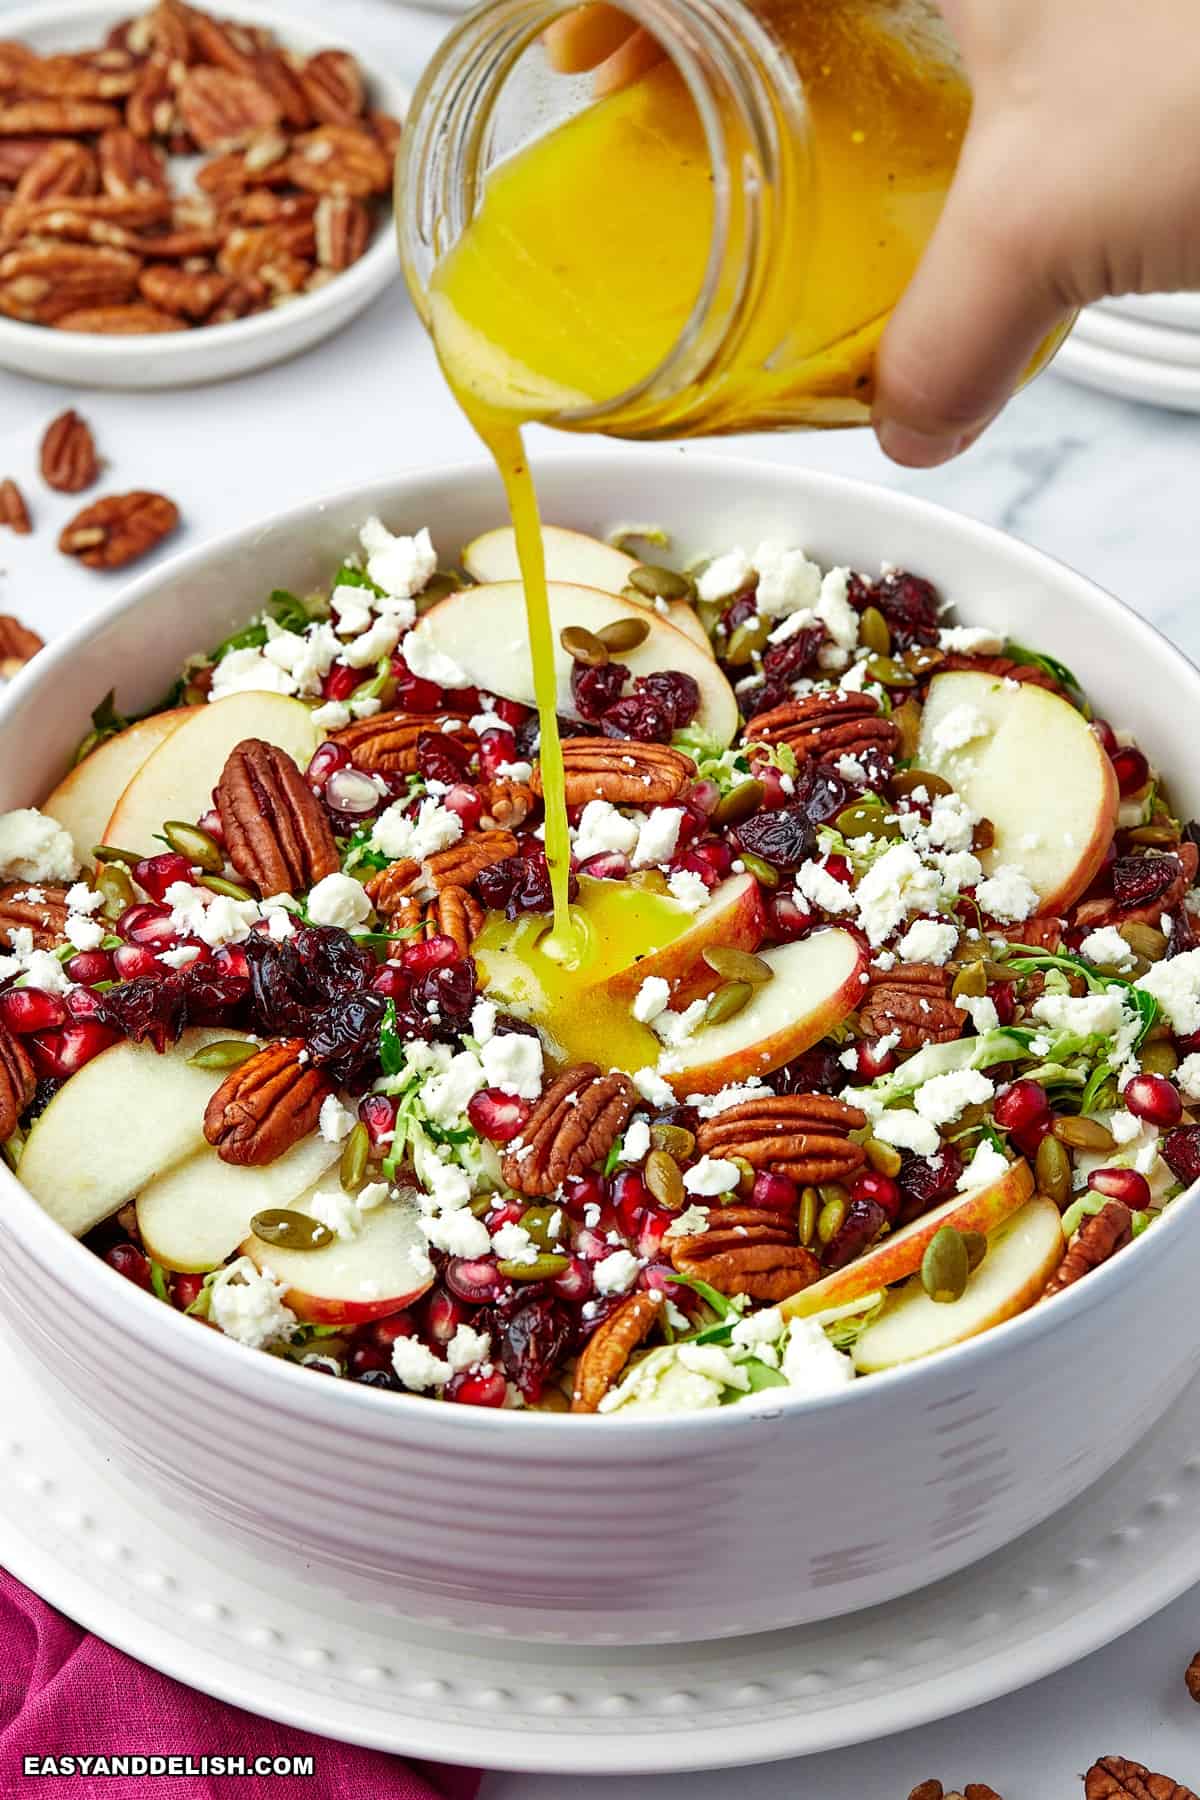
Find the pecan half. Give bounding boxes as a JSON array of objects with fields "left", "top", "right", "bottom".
[
  {"left": 936, "top": 651, "right": 1059, "bottom": 692},
  {"left": 138, "top": 261, "right": 229, "bottom": 318},
  {"left": 0, "top": 614, "right": 43, "bottom": 675},
  {"left": 329, "top": 712, "right": 477, "bottom": 776},
  {"left": 12, "top": 140, "right": 99, "bottom": 204},
  {"left": 1, "top": 191, "right": 170, "bottom": 249},
  {"left": 744, "top": 693, "right": 899, "bottom": 769},
  {"left": 1002, "top": 913, "right": 1063, "bottom": 953},
  {"left": 0, "top": 880, "right": 69, "bottom": 947},
  {"left": 58, "top": 491, "right": 179, "bottom": 568},
  {"left": 57, "top": 302, "right": 185, "bottom": 333},
  {"left": 9, "top": 51, "right": 138, "bottom": 102},
  {"left": 216, "top": 738, "right": 339, "bottom": 898},
  {"left": 1043, "top": 1201, "right": 1130, "bottom": 1298},
  {"left": 572, "top": 1290, "right": 662, "bottom": 1412},
  {"left": 125, "top": 52, "right": 176, "bottom": 140},
  {"left": 178, "top": 66, "right": 281, "bottom": 152},
  {"left": 669, "top": 1205, "right": 820, "bottom": 1302},
  {"left": 0, "top": 100, "right": 123, "bottom": 135},
  {"left": 0, "top": 242, "right": 140, "bottom": 323},
  {"left": 0, "top": 478, "right": 30, "bottom": 535},
  {"left": 367, "top": 830, "right": 520, "bottom": 910},
  {"left": 300, "top": 50, "right": 365, "bottom": 125},
  {"left": 0, "top": 1015, "right": 34, "bottom": 1140},
  {"left": 532, "top": 738, "right": 695, "bottom": 807},
  {"left": 389, "top": 884, "right": 485, "bottom": 956},
  {"left": 502, "top": 1064, "right": 637, "bottom": 1196},
  {"left": 369, "top": 111, "right": 403, "bottom": 162},
  {"left": 40, "top": 409, "right": 99, "bottom": 493},
  {"left": 0, "top": 139, "right": 45, "bottom": 186},
  {"left": 859, "top": 963, "right": 964, "bottom": 1050},
  {"left": 314, "top": 193, "right": 371, "bottom": 270},
  {"left": 478, "top": 777, "right": 535, "bottom": 831},
  {"left": 695, "top": 1094, "right": 868, "bottom": 1183},
  {"left": 98, "top": 127, "right": 169, "bottom": 197},
  {"left": 1186, "top": 1651, "right": 1200, "bottom": 1703},
  {"left": 288, "top": 123, "right": 391, "bottom": 197},
  {"left": 251, "top": 52, "right": 313, "bottom": 132},
  {"left": 217, "top": 218, "right": 316, "bottom": 276},
  {"left": 1084, "top": 1757, "right": 1197, "bottom": 1800},
  {"left": 203, "top": 1037, "right": 331, "bottom": 1167}
]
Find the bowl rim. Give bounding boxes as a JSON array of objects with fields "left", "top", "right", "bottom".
[
  {"left": 4, "top": 444, "right": 1197, "bottom": 1442},
  {"left": 0, "top": 0, "right": 406, "bottom": 373}
]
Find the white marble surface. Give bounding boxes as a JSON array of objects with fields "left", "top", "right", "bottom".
[{"left": 2, "top": 2, "right": 1200, "bottom": 1796}]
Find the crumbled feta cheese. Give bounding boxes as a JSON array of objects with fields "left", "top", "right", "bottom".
[
  {"left": 814, "top": 567, "right": 859, "bottom": 658},
  {"left": 975, "top": 865, "right": 1039, "bottom": 924},
  {"left": 65, "top": 882, "right": 102, "bottom": 916},
  {"left": 934, "top": 850, "right": 984, "bottom": 894},
  {"left": 731, "top": 1306, "right": 783, "bottom": 1350},
  {"left": 622, "top": 1117, "right": 651, "bottom": 1164},
  {"left": 445, "top": 1323, "right": 491, "bottom": 1373},
  {"left": 956, "top": 1143, "right": 1011, "bottom": 1193},
  {"left": 677, "top": 1342, "right": 750, "bottom": 1391},
  {"left": 696, "top": 547, "right": 754, "bottom": 604},
  {"left": 492, "top": 1220, "right": 538, "bottom": 1265},
  {"left": 1109, "top": 1108, "right": 1144, "bottom": 1144},
  {"left": 683, "top": 1155, "right": 740, "bottom": 1197},
  {"left": 359, "top": 517, "right": 437, "bottom": 601},
  {"left": 400, "top": 627, "right": 469, "bottom": 689},
  {"left": 159, "top": 944, "right": 202, "bottom": 969},
  {"left": 420, "top": 1205, "right": 489, "bottom": 1258},
  {"left": 424, "top": 1050, "right": 487, "bottom": 1125},
  {"left": 956, "top": 992, "right": 1000, "bottom": 1034},
  {"left": 667, "top": 868, "right": 709, "bottom": 911},
  {"left": 318, "top": 1093, "right": 357, "bottom": 1143},
  {"left": 930, "top": 704, "right": 989, "bottom": 758},
  {"left": 780, "top": 1317, "right": 856, "bottom": 1396},
  {"left": 752, "top": 541, "right": 823, "bottom": 619},
  {"left": 209, "top": 647, "right": 298, "bottom": 701},
  {"left": 311, "top": 700, "right": 352, "bottom": 731},
  {"left": 330, "top": 585, "right": 373, "bottom": 636},
  {"left": 370, "top": 796, "right": 463, "bottom": 863},
  {"left": 341, "top": 615, "right": 403, "bottom": 669},
  {"left": 391, "top": 1335, "right": 452, "bottom": 1392},
  {"left": 835, "top": 754, "right": 868, "bottom": 784},
  {"left": 0, "top": 809, "right": 78, "bottom": 884},
  {"left": 913, "top": 1067, "right": 995, "bottom": 1127},
  {"left": 309, "top": 1188, "right": 363, "bottom": 1240},
  {"left": 654, "top": 997, "right": 707, "bottom": 1048},
  {"left": 593, "top": 1248, "right": 639, "bottom": 1295},
  {"left": 897, "top": 918, "right": 959, "bottom": 965},
  {"left": 1136, "top": 949, "right": 1200, "bottom": 1037},
  {"left": 691, "top": 1079, "right": 769, "bottom": 1117},
  {"left": 854, "top": 844, "right": 944, "bottom": 946},
  {"left": 633, "top": 1066, "right": 676, "bottom": 1108},
  {"left": 1079, "top": 926, "right": 1136, "bottom": 972},
  {"left": 65, "top": 912, "right": 105, "bottom": 951},
  {"left": 1175, "top": 1054, "right": 1200, "bottom": 1102},
  {"left": 870, "top": 1108, "right": 940, "bottom": 1156},
  {"left": 20, "top": 950, "right": 71, "bottom": 995},
  {"left": 480, "top": 1030, "right": 543, "bottom": 1099},
  {"left": 926, "top": 793, "right": 976, "bottom": 853},
  {"left": 208, "top": 1257, "right": 295, "bottom": 1350},
  {"left": 357, "top": 1180, "right": 390, "bottom": 1211},
  {"left": 307, "top": 871, "right": 371, "bottom": 931},
  {"left": 796, "top": 859, "right": 856, "bottom": 915},
  {"left": 631, "top": 807, "right": 684, "bottom": 870},
  {"left": 937, "top": 625, "right": 1004, "bottom": 654},
  {"left": 632, "top": 975, "right": 671, "bottom": 1023},
  {"left": 572, "top": 799, "right": 640, "bottom": 864},
  {"left": 1030, "top": 990, "right": 1129, "bottom": 1038},
  {"left": 469, "top": 999, "right": 497, "bottom": 1045},
  {"left": 664, "top": 1203, "right": 710, "bottom": 1239}
]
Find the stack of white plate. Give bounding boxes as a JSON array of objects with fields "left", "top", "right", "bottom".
[{"left": 1055, "top": 293, "right": 1200, "bottom": 412}]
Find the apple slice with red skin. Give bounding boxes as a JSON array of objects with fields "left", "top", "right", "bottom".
[
  {"left": 605, "top": 872, "right": 767, "bottom": 1010},
  {"left": 917, "top": 670, "right": 1118, "bottom": 915},
  {"left": 242, "top": 1187, "right": 434, "bottom": 1325},
  {"left": 851, "top": 1194, "right": 1063, "bottom": 1372},
  {"left": 137, "top": 1132, "right": 341, "bottom": 1273},
  {"left": 781, "top": 1158, "right": 1035, "bottom": 1320},
  {"left": 661, "top": 927, "right": 867, "bottom": 1096},
  {"left": 41, "top": 707, "right": 190, "bottom": 864}
]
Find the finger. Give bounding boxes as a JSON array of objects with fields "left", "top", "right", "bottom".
[
  {"left": 544, "top": 5, "right": 637, "bottom": 74},
  {"left": 873, "top": 139, "right": 1073, "bottom": 467},
  {"left": 590, "top": 26, "right": 667, "bottom": 95}
]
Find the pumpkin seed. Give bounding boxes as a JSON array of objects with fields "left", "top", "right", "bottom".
[
  {"left": 597, "top": 615, "right": 650, "bottom": 653},
  {"left": 1035, "top": 1133, "right": 1072, "bottom": 1207},
  {"left": 200, "top": 874, "right": 255, "bottom": 901},
  {"left": 798, "top": 1185, "right": 818, "bottom": 1246},
  {"left": 560, "top": 624, "right": 608, "bottom": 667},
  {"left": 702, "top": 945, "right": 772, "bottom": 985},
  {"left": 497, "top": 1252, "right": 570, "bottom": 1281},
  {"left": 629, "top": 868, "right": 670, "bottom": 894},
  {"left": 702, "top": 981, "right": 753, "bottom": 1028},
  {"left": 725, "top": 617, "right": 771, "bottom": 666},
  {"left": 95, "top": 863, "right": 133, "bottom": 920},
  {"left": 187, "top": 1038, "right": 258, "bottom": 1070},
  {"left": 93, "top": 844, "right": 141, "bottom": 866},
  {"left": 818, "top": 1180, "right": 849, "bottom": 1207},
  {"left": 836, "top": 799, "right": 900, "bottom": 841},
  {"left": 892, "top": 699, "right": 923, "bottom": 762},
  {"left": 650, "top": 1122, "right": 696, "bottom": 1159},
  {"left": 864, "top": 1136, "right": 902, "bottom": 1177},
  {"left": 251, "top": 1208, "right": 333, "bottom": 1251},
  {"left": 859, "top": 604, "right": 891, "bottom": 657},
  {"left": 1118, "top": 920, "right": 1169, "bottom": 962},
  {"left": 181, "top": 683, "right": 208, "bottom": 707},
  {"left": 731, "top": 1155, "right": 756, "bottom": 1197},
  {"left": 961, "top": 1229, "right": 988, "bottom": 1273},
  {"left": 865, "top": 654, "right": 916, "bottom": 688},
  {"left": 921, "top": 1225, "right": 969, "bottom": 1303},
  {"left": 737, "top": 851, "right": 779, "bottom": 889},
  {"left": 951, "top": 960, "right": 988, "bottom": 1000},
  {"left": 339, "top": 1121, "right": 369, "bottom": 1194},
  {"left": 628, "top": 563, "right": 692, "bottom": 601},
  {"left": 1141, "top": 1040, "right": 1179, "bottom": 1076},
  {"left": 902, "top": 645, "right": 945, "bottom": 676},
  {"left": 645, "top": 1148, "right": 684, "bottom": 1210},
  {"left": 712, "top": 779, "right": 765, "bottom": 827},
  {"left": 817, "top": 1194, "right": 846, "bottom": 1244},
  {"left": 972, "top": 818, "right": 996, "bottom": 852},
  {"left": 1052, "top": 1115, "right": 1115, "bottom": 1152},
  {"left": 519, "top": 1204, "right": 565, "bottom": 1250},
  {"left": 889, "top": 767, "right": 952, "bottom": 800},
  {"left": 162, "top": 820, "right": 223, "bottom": 873},
  {"left": 696, "top": 598, "right": 725, "bottom": 639},
  {"left": 1127, "top": 821, "right": 1180, "bottom": 847}
]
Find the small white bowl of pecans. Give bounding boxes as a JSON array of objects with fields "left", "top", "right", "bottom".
[{"left": 0, "top": 0, "right": 407, "bottom": 388}]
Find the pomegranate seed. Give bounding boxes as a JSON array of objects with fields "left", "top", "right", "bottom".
[
  {"left": 637, "top": 1260, "right": 687, "bottom": 1302},
  {"left": 1110, "top": 745, "right": 1149, "bottom": 797},
  {"left": 103, "top": 1241, "right": 152, "bottom": 1290},
  {"left": 116, "top": 901, "right": 176, "bottom": 946},
  {"left": 611, "top": 1168, "right": 648, "bottom": 1237},
  {"left": 485, "top": 1199, "right": 525, "bottom": 1231},
  {"left": 443, "top": 783, "right": 483, "bottom": 832},
  {"left": 454, "top": 686, "right": 482, "bottom": 715},
  {"left": 347, "top": 1340, "right": 390, "bottom": 1378},
  {"left": 751, "top": 1169, "right": 800, "bottom": 1212},
  {"left": 359, "top": 1092, "right": 397, "bottom": 1147},
  {"left": 850, "top": 1169, "right": 902, "bottom": 1223},
  {"left": 211, "top": 942, "right": 249, "bottom": 984},
  {"left": 390, "top": 659, "right": 442, "bottom": 712},
  {"left": 133, "top": 853, "right": 193, "bottom": 903},
  {"left": 767, "top": 891, "right": 812, "bottom": 940},
  {"left": 424, "top": 1290, "right": 467, "bottom": 1346},
  {"left": 551, "top": 1254, "right": 593, "bottom": 1302},
  {"left": 577, "top": 850, "right": 631, "bottom": 882},
  {"left": 478, "top": 727, "right": 517, "bottom": 780},
  {"left": 322, "top": 661, "right": 357, "bottom": 702},
  {"left": 399, "top": 933, "right": 460, "bottom": 975},
  {"left": 1091, "top": 718, "right": 1119, "bottom": 757},
  {"left": 326, "top": 767, "right": 381, "bottom": 815},
  {"left": 466, "top": 1086, "right": 531, "bottom": 1145},
  {"left": 673, "top": 843, "right": 725, "bottom": 890},
  {"left": 758, "top": 765, "right": 794, "bottom": 810},
  {"left": 636, "top": 1207, "right": 672, "bottom": 1259},
  {"left": 64, "top": 948, "right": 112, "bottom": 985},
  {"left": 492, "top": 697, "right": 531, "bottom": 729},
  {"left": 197, "top": 807, "right": 225, "bottom": 847},
  {"left": 560, "top": 1170, "right": 606, "bottom": 1219},
  {"left": 112, "top": 942, "right": 163, "bottom": 981},
  {"left": 371, "top": 964, "right": 408, "bottom": 998},
  {"left": 43, "top": 1020, "right": 119, "bottom": 1075},
  {"left": 687, "top": 779, "right": 721, "bottom": 817},
  {"left": 446, "top": 1367, "right": 507, "bottom": 1407},
  {"left": 65, "top": 985, "right": 108, "bottom": 1020},
  {"left": 445, "top": 1256, "right": 504, "bottom": 1304},
  {"left": 171, "top": 1271, "right": 206, "bottom": 1312},
  {"left": 989, "top": 982, "right": 1017, "bottom": 1026},
  {"left": 368, "top": 1313, "right": 417, "bottom": 1349},
  {"left": 994, "top": 1080, "right": 1050, "bottom": 1135},
  {"left": 305, "top": 741, "right": 350, "bottom": 789},
  {"left": 823, "top": 853, "right": 853, "bottom": 885},
  {"left": 855, "top": 1037, "right": 897, "bottom": 1079},
  {"left": 1123, "top": 1071, "right": 1183, "bottom": 1128},
  {"left": 572, "top": 1225, "right": 611, "bottom": 1262},
  {"left": 0, "top": 987, "right": 66, "bottom": 1033},
  {"left": 1087, "top": 1167, "right": 1152, "bottom": 1209}
]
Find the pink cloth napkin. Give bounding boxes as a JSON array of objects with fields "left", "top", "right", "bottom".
[{"left": 0, "top": 1568, "right": 481, "bottom": 1799}]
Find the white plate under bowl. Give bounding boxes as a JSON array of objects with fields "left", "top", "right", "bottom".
[
  {"left": 1100, "top": 292, "right": 1200, "bottom": 333},
  {"left": 1073, "top": 306, "right": 1200, "bottom": 369},
  {"left": 4, "top": 1322, "right": 1200, "bottom": 1775},
  {"left": 0, "top": 0, "right": 409, "bottom": 390},
  {"left": 1053, "top": 330, "right": 1200, "bottom": 413}
]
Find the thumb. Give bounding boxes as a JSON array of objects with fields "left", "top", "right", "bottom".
[{"left": 873, "top": 136, "right": 1073, "bottom": 467}]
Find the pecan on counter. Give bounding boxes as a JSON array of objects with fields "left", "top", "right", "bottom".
[
  {"left": 40, "top": 407, "right": 99, "bottom": 493},
  {"left": 58, "top": 489, "right": 179, "bottom": 568},
  {"left": 1084, "top": 1757, "right": 1197, "bottom": 1800}
]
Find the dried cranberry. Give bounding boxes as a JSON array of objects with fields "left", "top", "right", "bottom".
[
  {"left": 634, "top": 669, "right": 700, "bottom": 730},
  {"left": 477, "top": 852, "right": 574, "bottom": 920},
  {"left": 896, "top": 1144, "right": 964, "bottom": 1225},
  {"left": 351, "top": 1366, "right": 400, "bottom": 1391},
  {"left": 571, "top": 658, "right": 629, "bottom": 721},
  {"left": 823, "top": 1196, "right": 887, "bottom": 1269},
  {"left": 474, "top": 855, "right": 521, "bottom": 912},
  {"left": 410, "top": 958, "right": 477, "bottom": 1037},
  {"left": 760, "top": 624, "right": 825, "bottom": 686},
  {"left": 305, "top": 990, "right": 387, "bottom": 1088},
  {"left": 651, "top": 1103, "right": 700, "bottom": 1137},
  {"left": 485, "top": 1291, "right": 571, "bottom": 1403},
  {"left": 771, "top": 1046, "right": 845, "bottom": 1094},
  {"left": 601, "top": 694, "right": 673, "bottom": 744},
  {"left": 866, "top": 570, "right": 941, "bottom": 650},
  {"left": 792, "top": 762, "right": 853, "bottom": 825},
  {"left": 1162, "top": 1127, "right": 1200, "bottom": 1188},
  {"left": 721, "top": 593, "right": 758, "bottom": 633},
  {"left": 1111, "top": 854, "right": 1179, "bottom": 912},
  {"left": 416, "top": 728, "right": 473, "bottom": 787},
  {"left": 98, "top": 973, "right": 190, "bottom": 1051},
  {"left": 737, "top": 679, "right": 789, "bottom": 719},
  {"left": 732, "top": 804, "right": 815, "bottom": 872}
]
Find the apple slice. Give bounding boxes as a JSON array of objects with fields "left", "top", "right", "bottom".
[
  {"left": 852, "top": 1195, "right": 1064, "bottom": 1373},
  {"left": 18, "top": 1028, "right": 254, "bottom": 1240},
  {"left": 410, "top": 581, "right": 738, "bottom": 745},
  {"left": 105, "top": 691, "right": 321, "bottom": 856},
  {"left": 41, "top": 709, "right": 190, "bottom": 864},
  {"left": 782, "top": 1158, "right": 1035, "bottom": 1319},
  {"left": 137, "top": 1133, "right": 341, "bottom": 1273},
  {"left": 661, "top": 928, "right": 866, "bottom": 1095},
  {"left": 605, "top": 872, "right": 767, "bottom": 1009},
  {"left": 461, "top": 524, "right": 713, "bottom": 656},
  {"left": 917, "top": 670, "right": 1118, "bottom": 914},
  {"left": 242, "top": 1185, "right": 434, "bottom": 1324}
]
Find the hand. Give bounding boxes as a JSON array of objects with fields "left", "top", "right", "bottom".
[
  {"left": 875, "top": 0, "right": 1200, "bottom": 465},
  {"left": 543, "top": 4, "right": 663, "bottom": 96}
]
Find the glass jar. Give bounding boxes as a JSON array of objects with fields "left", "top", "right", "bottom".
[{"left": 398, "top": 0, "right": 975, "bottom": 438}]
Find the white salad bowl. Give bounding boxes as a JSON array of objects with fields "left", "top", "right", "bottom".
[{"left": 1, "top": 449, "right": 1198, "bottom": 1646}]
